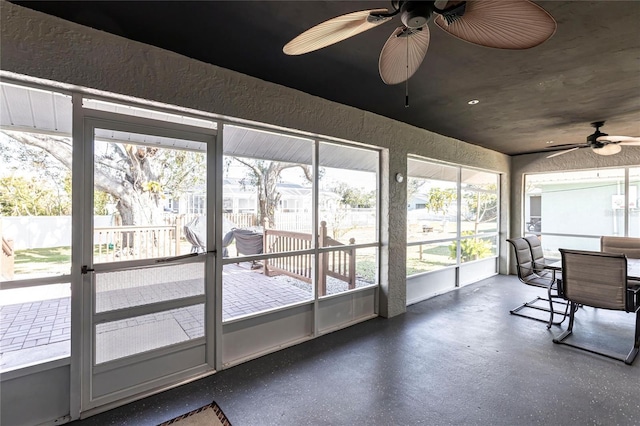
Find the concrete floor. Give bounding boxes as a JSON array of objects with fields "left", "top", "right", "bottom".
[{"left": 71, "top": 274, "right": 639, "bottom": 426}]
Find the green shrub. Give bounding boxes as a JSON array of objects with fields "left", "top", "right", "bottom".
[{"left": 449, "top": 232, "right": 492, "bottom": 261}]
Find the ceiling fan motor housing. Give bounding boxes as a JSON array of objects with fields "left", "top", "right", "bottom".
[
  {"left": 588, "top": 132, "right": 607, "bottom": 149},
  {"left": 400, "top": 1, "right": 435, "bottom": 28}
]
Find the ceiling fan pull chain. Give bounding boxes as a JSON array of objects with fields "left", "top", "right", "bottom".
[{"left": 405, "top": 32, "right": 409, "bottom": 108}]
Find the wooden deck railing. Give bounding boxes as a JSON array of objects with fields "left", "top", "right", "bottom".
[
  {"left": 1, "top": 236, "right": 14, "bottom": 280},
  {"left": 263, "top": 220, "right": 356, "bottom": 296},
  {"left": 94, "top": 224, "right": 180, "bottom": 262},
  {"left": 263, "top": 228, "right": 313, "bottom": 282}
]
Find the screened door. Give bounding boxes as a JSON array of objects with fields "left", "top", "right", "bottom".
[{"left": 81, "top": 114, "right": 215, "bottom": 410}]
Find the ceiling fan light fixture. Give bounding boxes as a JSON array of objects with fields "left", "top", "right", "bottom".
[
  {"left": 400, "top": 2, "right": 434, "bottom": 28},
  {"left": 468, "top": 99, "right": 479, "bottom": 105},
  {"left": 592, "top": 144, "right": 622, "bottom": 156}
]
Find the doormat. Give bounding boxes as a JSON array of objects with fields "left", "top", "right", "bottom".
[{"left": 158, "top": 400, "right": 231, "bottom": 426}]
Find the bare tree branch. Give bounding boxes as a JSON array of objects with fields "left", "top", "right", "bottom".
[{"left": 2, "top": 131, "right": 72, "bottom": 169}]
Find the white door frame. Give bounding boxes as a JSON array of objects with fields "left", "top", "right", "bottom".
[{"left": 77, "top": 111, "right": 217, "bottom": 414}]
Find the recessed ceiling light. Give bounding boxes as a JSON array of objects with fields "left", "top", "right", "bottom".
[
  {"left": 546, "top": 140, "right": 554, "bottom": 144},
  {"left": 468, "top": 99, "right": 479, "bottom": 105}
]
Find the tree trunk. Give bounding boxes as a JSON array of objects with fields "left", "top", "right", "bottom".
[
  {"left": 258, "top": 165, "right": 282, "bottom": 228},
  {"left": 114, "top": 178, "right": 163, "bottom": 249}
]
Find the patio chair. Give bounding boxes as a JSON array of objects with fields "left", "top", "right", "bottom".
[
  {"left": 601, "top": 236, "right": 640, "bottom": 259},
  {"left": 184, "top": 217, "right": 206, "bottom": 253},
  {"left": 222, "top": 229, "right": 235, "bottom": 258},
  {"left": 507, "top": 237, "right": 569, "bottom": 328},
  {"left": 525, "top": 235, "right": 551, "bottom": 270},
  {"left": 553, "top": 249, "right": 640, "bottom": 365},
  {"left": 232, "top": 229, "right": 264, "bottom": 269}
]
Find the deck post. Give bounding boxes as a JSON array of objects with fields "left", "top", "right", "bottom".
[
  {"left": 348, "top": 238, "right": 356, "bottom": 289},
  {"left": 263, "top": 218, "right": 269, "bottom": 274},
  {"left": 174, "top": 215, "right": 181, "bottom": 255},
  {"left": 318, "top": 221, "right": 327, "bottom": 296}
]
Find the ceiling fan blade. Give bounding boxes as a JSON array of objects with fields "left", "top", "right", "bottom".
[
  {"left": 620, "top": 140, "right": 640, "bottom": 146},
  {"left": 434, "top": 0, "right": 556, "bottom": 49},
  {"left": 545, "top": 143, "right": 587, "bottom": 150},
  {"left": 546, "top": 147, "right": 580, "bottom": 158},
  {"left": 379, "top": 26, "right": 430, "bottom": 85},
  {"left": 283, "top": 9, "right": 392, "bottom": 55},
  {"left": 596, "top": 135, "right": 640, "bottom": 144},
  {"left": 593, "top": 144, "right": 622, "bottom": 156}
]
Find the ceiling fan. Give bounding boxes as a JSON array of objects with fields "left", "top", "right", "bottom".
[
  {"left": 546, "top": 121, "right": 640, "bottom": 158},
  {"left": 283, "top": 0, "right": 557, "bottom": 86}
]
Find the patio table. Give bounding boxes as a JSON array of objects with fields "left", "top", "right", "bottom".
[{"left": 547, "top": 257, "right": 640, "bottom": 281}]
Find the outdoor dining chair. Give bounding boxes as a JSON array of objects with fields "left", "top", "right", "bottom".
[
  {"left": 553, "top": 249, "right": 640, "bottom": 365},
  {"left": 507, "top": 237, "right": 569, "bottom": 328},
  {"left": 600, "top": 236, "right": 640, "bottom": 259},
  {"left": 525, "top": 235, "right": 551, "bottom": 270}
]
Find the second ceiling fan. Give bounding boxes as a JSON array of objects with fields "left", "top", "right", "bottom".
[
  {"left": 283, "top": 0, "right": 557, "bottom": 85},
  {"left": 546, "top": 121, "right": 640, "bottom": 158}
]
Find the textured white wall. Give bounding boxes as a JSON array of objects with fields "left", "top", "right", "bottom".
[{"left": 1, "top": 0, "right": 511, "bottom": 317}]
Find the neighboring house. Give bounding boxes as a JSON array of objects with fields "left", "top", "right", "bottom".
[
  {"left": 167, "top": 178, "right": 341, "bottom": 216},
  {"left": 525, "top": 172, "right": 640, "bottom": 238},
  {"left": 407, "top": 193, "right": 428, "bottom": 211}
]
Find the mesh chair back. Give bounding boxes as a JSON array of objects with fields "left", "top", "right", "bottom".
[
  {"left": 525, "top": 236, "right": 545, "bottom": 264},
  {"left": 601, "top": 236, "right": 640, "bottom": 259},
  {"left": 560, "top": 249, "right": 627, "bottom": 311},
  {"left": 507, "top": 238, "right": 535, "bottom": 279}
]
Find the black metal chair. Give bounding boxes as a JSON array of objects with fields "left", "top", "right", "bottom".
[
  {"left": 553, "top": 249, "right": 640, "bottom": 365},
  {"left": 525, "top": 235, "right": 550, "bottom": 270},
  {"left": 507, "top": 237, "right": 569, "bottom": 328}
]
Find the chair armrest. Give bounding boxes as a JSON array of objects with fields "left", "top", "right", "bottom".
[
  {"left": 555, "top": 277, "right": 565, "bottom": 299},
  {"left": 627, "top": 285, "right": 640, "bottom": 312},
  {"left": 533, "top": 263, "right": 557, "bottom": 281}
]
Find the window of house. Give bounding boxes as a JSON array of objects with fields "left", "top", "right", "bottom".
[
  {"left": 406, "top": 160, "right": 458, "bottom": 275},
  {"left": 1, "top": 83, "right": 73, "bottom": 370},
  {"left": 524, "top": 167, "right": 639, "bottom": 258},
  {"left": 406, "top": 157, "right": 499, "bottom": 276},
  {"left": 318, "top": 142, "right": 379, "bottom": 295},
  {"left": 631, "top": 167, "right": 640, "bottom": 237},
  {"left": 221, "top": 126, "right": 380, "bottom": 320},
  {"left": 460, "top": 169, "right": 499, "bottom": 262}
]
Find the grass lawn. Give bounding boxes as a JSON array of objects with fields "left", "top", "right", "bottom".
[
  {"left": 407, "top": 243, "right": 455, "bottom": 275},
  {"left": 14, "top": 246, "right": 71, "bottom": 275}
]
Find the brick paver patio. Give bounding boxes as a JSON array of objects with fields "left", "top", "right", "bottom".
[
  {"left": 0, "top": 263, "right": 312, "bottom": 370},
  {"left": 0, "top": 297, "right": 70, "bottom": 353}
]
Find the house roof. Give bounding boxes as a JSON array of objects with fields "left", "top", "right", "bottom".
[
  {"left": 8, "top": 1, "right": 640, "bottom": 157},
  {"left": 0, "top": 83, "right": 379, "bottom": 172}
]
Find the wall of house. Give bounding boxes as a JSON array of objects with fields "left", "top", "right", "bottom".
[
  {"left": 0, "top": 0, "right": 511, "bottom": 318},
  {"left": 511, "top": 149, "right": 640, "bottom": 262}
]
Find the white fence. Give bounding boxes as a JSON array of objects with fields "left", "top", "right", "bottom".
[
  {"left": 1, "top": 216, "right": 112, "bottom": 250},
  {"left": 274, "top": 209, "right": 376, "bottom": 233},
  {"left": 1, "top": 209, "right": 376, "bottom": 250}
]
